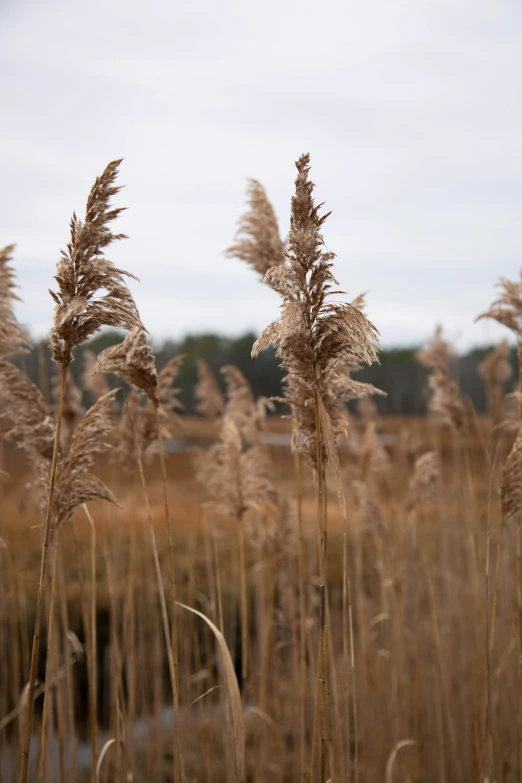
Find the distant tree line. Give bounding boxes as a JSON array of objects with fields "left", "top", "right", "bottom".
[{"left": 16, "top": 330, "right": 516, "bottom": 416}]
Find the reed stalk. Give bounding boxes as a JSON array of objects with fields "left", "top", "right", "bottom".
[
  {"left": 154, "top": 402, "right": 180, "bottom": 704},
  {"left": 38, "top": 537, "right": 59, "bottom": 783},
  {"left": 238, "top": 516, "right": 248, "bottom": 685},
  {"left": 20, "top": 362, "right": 67, "bottom": 783},
  {"left": 82, "top": 504, "right": 99, "bottom": 776}
]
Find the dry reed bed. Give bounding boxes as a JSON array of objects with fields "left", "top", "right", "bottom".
[{"left": 0, "top": 157, "right": 520, "bottom": 782}]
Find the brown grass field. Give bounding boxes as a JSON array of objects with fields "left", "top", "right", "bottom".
[
  {"left": 1, "top": 156, "right": 522, "bottom": 783},
  {"left": 1, "top": 412, "right": 519, "bottom": 782}
]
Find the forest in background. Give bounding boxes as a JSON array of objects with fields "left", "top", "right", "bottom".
[{"left": 17, "top": 329, "right": 515, "bottom": 416}]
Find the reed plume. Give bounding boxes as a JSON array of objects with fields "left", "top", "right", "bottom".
[
  {"left": 477, "top": 273, "right": 522, "bottom": 337},
  {"left": 478, "top": 273, "right": 522, "bottom": 421},
  {"left": 501, "top": 428, "right": 522, "bottom": 523},
  {"left": 477, "top": 341, "right": 513, "bottom": 428},
  {"left": 226, "top": 179, "right": 285, "bottom": 279},
  {"left": 50, "top": 390, "right": 119, "bottom": 528},
  {"left": 0, "top": 360, "right": 55, "bottom": 466},
  {"left": 252, "top": 153, "right": 381, "bottom": 468},
  {"left": 0, "top": 245, "right": 30, "bottom": 357},
  {"left": 198, "top": 414, "right": 276, "bottom": 522},
  {"left": 195, "top": 359, "right": 225, "bottom": 421},
  {"left": 406, "top": 450, "right": 441, "bottom": 512},
  {"left": 94, "top": 327, "right": 184, "bottom": 449},
  {"left": 221, "top": 364, "right": 272, "bottom": 446},
  {"left": 196, "top": 365, "right": 277, "bottom": 522},
  {"left": 94, "top": 326, "right": 157, "bottom": 398},
  {"left": 49, "top": 160, "right": 142, "bottom": 368},
  {"left": 252, "top": 153, "right": 381, "bottom": 781},
  {"left": 417, "top": 326, "right": 466, "bottom": 432}
]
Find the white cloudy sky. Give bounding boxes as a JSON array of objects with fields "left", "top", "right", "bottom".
[{"left": 1, "top": 0, "right": 521, "bottom": 350}]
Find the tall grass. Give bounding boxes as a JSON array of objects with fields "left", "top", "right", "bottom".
[{"left": 1, "top": 156, "right": 522, "bottom": 782}]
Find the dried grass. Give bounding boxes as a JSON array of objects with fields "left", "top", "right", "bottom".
[
  {"left": 226, "top": 179, "right": 285, "bottom": 279},
  {"left": 4, "top": 150, "right": 522, "bottom": 783}
]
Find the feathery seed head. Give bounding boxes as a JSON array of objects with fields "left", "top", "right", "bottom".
[
  {"left": 226, "top": 179, "right": 285, "bottom": 279},
  {"left": 252, "top": 153, "right": 382, "bottom": 468},
  {"left": 94, "top": 327, "right": 158, "bottom": 401},
  {"left": 501, "top": 426, "right": 522, "bottom": 523},
  {"left": 0, "top": 360, "right": 55, "bottom": 463},
  {"left": 417, "top": 326, "right": 466, "bottom": 432},
  {"left": 406, "top": 451, "right": 440, "bottom": 512},
  {"left": 477, "top": 340, "right": 513, "bottom": 387},
  {"left": 195, "top": 359, "right": 225, "bottom": 421},
  {"left": 49, "top": 160, "right": 143, "bottom": 367},
  {"left": 353, "top": 480, "right": 385, "bottom": 534},
  {"left": 50, "top": 389, "right": 120, "bottom": 526},
  {"left": 477, "top": 273, "right": 522, "bottom": 338},
  {"left": 0, "top": 244, "right": 30, "bottom": 357}
]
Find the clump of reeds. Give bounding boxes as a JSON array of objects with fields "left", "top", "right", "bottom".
[
  {"left": 94, "top": 325, "right": 185, "bottom": 782},
  {"left": 20, "top": 159, "right": 142, "bottom": 783},
  {"left": 252, "top": 153, "right": 381, "bottom": 781},
  {"left": 195, "top": 365, "right": 277, "bottom": 688}
]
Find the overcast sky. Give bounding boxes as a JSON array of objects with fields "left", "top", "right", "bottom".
[{"left": 1, "top": 0, "right": 521, "bottom": 351}]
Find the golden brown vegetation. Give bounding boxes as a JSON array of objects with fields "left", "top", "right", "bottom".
[{"left": 1, "top": 156, "right": 522, "bottom": 783}]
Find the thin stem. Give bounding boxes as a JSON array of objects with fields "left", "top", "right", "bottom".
[
  {"left": 212, "top": 511, "right": 224, "bottom": 634},
  {"left": 20, "top": 361, "right": 68, "bottom": 783},
  {"left": 154, "top": 403, "right": 179, "bottom": 704},
  {"left": 293, "top": 441, "right": 307, "bottom": 783},
  {"left": 312, "top": 390, "right": 328, "bottom": 783},
  {"left": 82, "top": 504, "right": 98, "bottom": 778},
  {"left": 38, "top": 537, "right": 59, "bottom": 783},
  {"left": 348, "top": 580, "right": 359, "bottom": 783},
  {"left": 72, "top": 518, "right": 96, "bottom": 783},
  {"left": 238, "top": 516, "right": 248, "bottom": 684},
  {"left": 484, "top": 471, "right": 493, "bottom": 781},
  {"left": 57, "top": 548, "right": 77, "bottom": 783}
]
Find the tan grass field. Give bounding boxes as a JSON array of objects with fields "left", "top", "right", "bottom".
[{"left": 1, "top": 156, "right": 521, "bottom": 783}]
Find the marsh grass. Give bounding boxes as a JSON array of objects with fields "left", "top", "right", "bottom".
[{"left": 3, "top": 155, "right": 522, "bottom": 783}]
